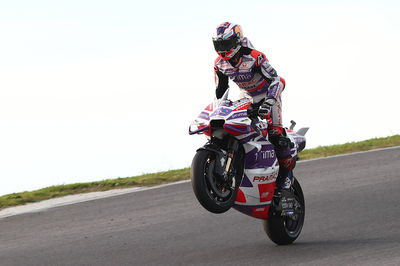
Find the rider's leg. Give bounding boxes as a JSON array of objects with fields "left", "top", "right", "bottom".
[{"left": 267, "top": 90, "right": 296, "bottom": 190}]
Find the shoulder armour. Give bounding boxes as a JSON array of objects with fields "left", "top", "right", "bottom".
[{"left": 250, "top": 50, "right": 269, "bottom": 66}]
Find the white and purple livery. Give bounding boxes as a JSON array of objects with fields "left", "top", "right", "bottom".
[{"left": 189, "top": 90, "right": 309, "bottom": 245}]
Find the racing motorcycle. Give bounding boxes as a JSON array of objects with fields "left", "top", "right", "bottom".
[{"left": 189, "top": 90, "right": 309, "bottom": 245}]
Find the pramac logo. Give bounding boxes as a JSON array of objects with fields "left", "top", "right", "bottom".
[{"left": 253, "top": 173, "right": 277, "bottom": 182}]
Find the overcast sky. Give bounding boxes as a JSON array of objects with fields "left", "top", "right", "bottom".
[{"left": 0, "top": 0, "right": 399, "bottom": 196}]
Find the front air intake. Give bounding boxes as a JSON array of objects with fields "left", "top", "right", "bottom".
[{"left": 210, "top": 119, "right": 225, "bottom": 129}]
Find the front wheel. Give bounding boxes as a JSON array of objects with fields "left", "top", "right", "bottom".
[
  {"left": 191, "top": 150, "right": 240, "bottom": 214},
  {"left": 263, "top": 177, "right": 305, "bottom": 245}
]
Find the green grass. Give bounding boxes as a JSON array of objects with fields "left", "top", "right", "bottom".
[
  {"left": 1, "top": 134, "right": 399, "bottom": 209},
  {"left": 0, "top": 168, "right": 190, "bottom": 209},
  {"left": 299, "top": 134, "right": 400, "bottom": 160}
]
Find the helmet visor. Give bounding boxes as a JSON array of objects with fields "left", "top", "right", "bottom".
[{"left": 213, "top": 37, "right": 239, "bottom": 52}]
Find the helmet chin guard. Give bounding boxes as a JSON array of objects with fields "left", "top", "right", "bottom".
[{"left": 219, "top": 45, "right": 241, "bottom": 60}]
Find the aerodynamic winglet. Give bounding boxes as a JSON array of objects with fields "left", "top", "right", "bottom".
[{"left": 296, "top": 127, "right": 309, "bottom": 136}]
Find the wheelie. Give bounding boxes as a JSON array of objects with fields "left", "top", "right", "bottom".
[{"left": 189, "top": 22, "right": 309, "bottom": 245}]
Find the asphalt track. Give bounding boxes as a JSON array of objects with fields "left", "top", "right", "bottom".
[{"left": 1, "top": 147, "right": 400, "bottom": 266}]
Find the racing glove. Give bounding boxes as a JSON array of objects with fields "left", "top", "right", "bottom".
[
  {"left": 247, "top": 103, "right": 260, "bottom": 118},
  {"left": 258, "top": 97, "right": 276, "bottom": 118}
]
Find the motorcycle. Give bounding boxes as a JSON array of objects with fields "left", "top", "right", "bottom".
[{"left": 189, "top": 90, "right": 309, "bottom": 245}]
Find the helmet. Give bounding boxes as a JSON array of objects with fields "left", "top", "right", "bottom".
[{"left": 212, "top": 22, "right": 244, "bottom": 60}]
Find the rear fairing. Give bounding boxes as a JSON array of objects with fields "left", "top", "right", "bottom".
[{"left": 286, "top": 128, "right": 308, "bottom": 154}]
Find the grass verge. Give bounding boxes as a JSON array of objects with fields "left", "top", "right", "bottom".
[
  {"left": 299, "top": 134, "right": 400, "bottom": 160},
  {"left": 1, "top": 134, "right": 399, "bottom": 209}
]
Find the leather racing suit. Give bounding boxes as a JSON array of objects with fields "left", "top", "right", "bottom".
[{"left": 214, "top": 45, "right": 295, "bottom": 188}]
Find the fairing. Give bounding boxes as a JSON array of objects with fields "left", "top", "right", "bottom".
[{"left": 189, "top": 90, "right": 308, "bottom": 219}]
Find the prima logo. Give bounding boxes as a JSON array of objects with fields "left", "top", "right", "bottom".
[
  {"left": 255, "top": 149, "right": 275, "bottom": 160},
  {"left": 260, "top": 150, "right": 275, "bottom": 159},
  {"left": 235, "top": 73, "right": 253, "bottom": 81}
]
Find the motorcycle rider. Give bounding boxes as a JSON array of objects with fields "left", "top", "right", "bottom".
[{"left": 212, "top": 22, "right": 295, "bottom": 191}]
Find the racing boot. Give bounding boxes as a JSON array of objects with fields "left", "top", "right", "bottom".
[
  {"left": 268, "top": 126, "right": 297, "bottom": 216},
  {"left": 268, "top": 126, "right": 296, "bottom": 187}
]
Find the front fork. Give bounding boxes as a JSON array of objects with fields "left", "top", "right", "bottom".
[
  {"left": 222, "top": 137, "right": 240, "bottom": 186},
  {"left": 197, "top": 137, "right": 242, "bottom": 190}
]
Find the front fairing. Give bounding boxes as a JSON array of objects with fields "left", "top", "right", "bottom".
[{"left": 189, "top": 96, "right": 254, "bottom": 137}]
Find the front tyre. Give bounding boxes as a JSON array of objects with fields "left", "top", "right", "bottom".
[
  {"left": 263, "top": 178, "right": 305, "bottom": 245},
  {"left": 191, "top": 150, "right": 238, "bottom": 214}
]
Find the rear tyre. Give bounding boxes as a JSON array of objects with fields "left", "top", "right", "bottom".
[
  {"left": 191, "top": 150, "right": 239, "bottom": 213},
  {"left": 263, "top": 178, "right": 305, "bottom": 245}
]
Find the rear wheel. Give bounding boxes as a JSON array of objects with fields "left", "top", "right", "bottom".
[
  {"left": 191, "top": 149, "right": 241, "bottom": 213},
  {"left": 263, "top": 178, "right": 305, "bottom": 245}
]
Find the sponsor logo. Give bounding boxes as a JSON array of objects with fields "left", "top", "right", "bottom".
[
  {"left": 235, "top": 73, "right": 253, "bottom": 81},
  {"left": 240, "top": 84, "right": 258, "bottom": 90},
  {"left": 237, "top": 81, "right": 258, "bottom": 88},
  {"left": 260, "top": 192, "right": 269, "bottom": 198},
  {"left": 228, "top": 111, "right": 248, "bottom": 120},
  {"left": 254, "top": 149, "right": 275, "bottom": 160},
  {"left": 253, "top": 173, "right": 277, "bottom": 182},
  {"left": 211, "top": 107, "right": 232, "bottom": 117},
  {"left": 260, "top": 150, "right": 275, "bottom": 159}
]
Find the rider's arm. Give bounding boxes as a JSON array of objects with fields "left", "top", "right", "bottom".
[
  {"left": 215, "top": 66, "right": 229, "bottom": 99},
  {"left": 257, "top": 52, "right": 284, "bottom": 101}
]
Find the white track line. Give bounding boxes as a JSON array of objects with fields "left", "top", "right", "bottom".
[
  {"left": 0, "top": 180, "right": 189, "bottom": 219},
  {"left": 1, "top": 146, "right": 399, "bottom": 219}
]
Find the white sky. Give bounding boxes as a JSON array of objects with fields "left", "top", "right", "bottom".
[{"left": 1, "top": 0, "right": 399, "bottom": 196}]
